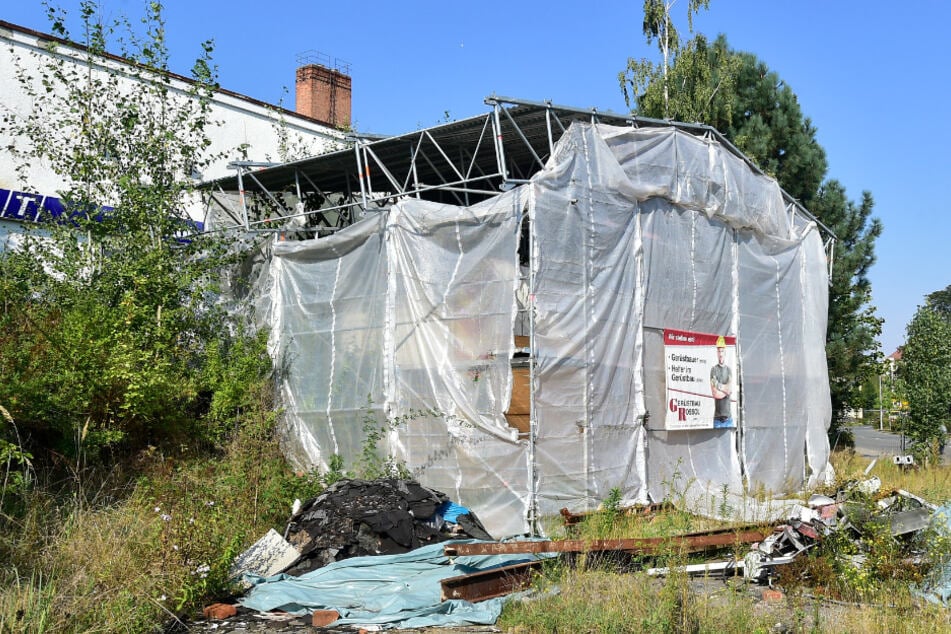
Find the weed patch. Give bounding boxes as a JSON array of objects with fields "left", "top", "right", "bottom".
[{"left": 504, "top": 452, "right": 951, "bottom": 633}]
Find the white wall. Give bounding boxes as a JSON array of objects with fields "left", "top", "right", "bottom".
[{"left": 0, "top": 21, "right": 346, "bottom": 223}]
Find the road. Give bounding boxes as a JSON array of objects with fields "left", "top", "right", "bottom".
[
  {"left": 849, "top": 424, "right": 911, "bottom": 459},
  {"left": 849, "top": 424, "right": 948, "bottom": 464}
]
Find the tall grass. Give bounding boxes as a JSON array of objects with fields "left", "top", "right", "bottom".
[
  {"left": 502, "top": 450, "right": 951, "bottom": 634},
  {"left": 832, "top": 449, "right": 951, "bottom": 504},
  {"left": 0, "top": 391, "right": 326, "bottom": 633},
  {"left": 501, "top": 567, "right": 771, "bottom": 634}
]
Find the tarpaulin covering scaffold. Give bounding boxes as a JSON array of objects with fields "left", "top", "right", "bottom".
[{"left": 260, "top": 122, "right": 832, "bottom": 538}]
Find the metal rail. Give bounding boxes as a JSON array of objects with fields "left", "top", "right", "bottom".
[
  {"left": 443, "top": 526, "right": 776, "bottom": 557},
  {"left": 440, "top": 560, "right": 544, "bottom": 603}
]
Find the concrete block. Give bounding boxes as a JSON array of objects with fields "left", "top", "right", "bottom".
[{"left": 230, "top": 528, "right": 301, "bottom": 582}]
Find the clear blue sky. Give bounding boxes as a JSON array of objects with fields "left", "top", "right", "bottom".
[{"left": 5, "top": 1, "right": 948, "bottom": 355}]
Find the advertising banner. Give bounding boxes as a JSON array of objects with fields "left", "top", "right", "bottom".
[{"left": 663, "top": 329, "right": 737, "bottom": 430}]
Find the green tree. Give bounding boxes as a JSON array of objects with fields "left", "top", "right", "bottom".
[
  {"left": 0, "top": 1, "right": 256, "bottom": 459},
  {"left": 855, "top": 373, "right": 879, "bottom": 412},
  {"left": 926, "top": 284, "right": 951, "bottom": 316},
  {"left": 899, "top": 300, "right": 951, "bottom": 447},
  {"left": 621, "top": 13, "right": 883, "bottom": 438},
  {"left": 625, "top": 33, "right": 826, "bottom": 206},
  {"left": 701, "top": 43, "right": 828, "bottom": 206},
  {"left": 620, "top": 1, "right": 740, "bottom": 123},
  {"left": 812, "top": 185, "right": 883, "bottom": 422}
]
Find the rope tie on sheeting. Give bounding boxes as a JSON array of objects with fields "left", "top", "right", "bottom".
[{"left": 326, "top": 256, "right": 342, "bottom": 454}]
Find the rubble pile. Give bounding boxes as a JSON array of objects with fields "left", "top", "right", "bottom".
[
  {"left": 743, "top": 478, "right": 938, "bottom": 584},
  {"left": 214, "top": 476, "right": 951, "bottom": 629},
  {"left": 282, "top": 478, "right": 493, "bottom": 575}
]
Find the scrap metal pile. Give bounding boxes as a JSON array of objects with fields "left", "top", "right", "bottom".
[
  {"left": 439, "top": 478, "right": 945, "bottom": 600},
  {"left": 742, "top": 477, "right": 938, "bottom": 584},
  {"left": 282, "top": 478, "right": 493, "bottom": 575}
]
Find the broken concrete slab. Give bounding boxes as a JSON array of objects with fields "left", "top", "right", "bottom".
[
  {"left": 887, "top": 508, "right": 932, "bottom": 536},
  {"left": 230, "top": 528, "right": 301, "bottom": 582}
]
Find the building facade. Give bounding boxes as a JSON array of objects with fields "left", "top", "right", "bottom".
[{"left": 0, "top": 19, "right": 351, "bottom": 241}]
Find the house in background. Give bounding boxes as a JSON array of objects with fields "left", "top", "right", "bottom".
[{"left": 885, "top": 348, "right": 906, "bottom": 419}]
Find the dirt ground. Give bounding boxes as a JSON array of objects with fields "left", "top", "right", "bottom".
[{"left": 178, "top": 575, "right": 851, "bottom": 633}]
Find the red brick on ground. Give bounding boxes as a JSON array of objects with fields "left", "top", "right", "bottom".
[
  {"left": 762, "top": 589, "right": 785, "bottom": 602},
  {"left": 312, "top": 609, "right": 340, "bottom": 626},
  {"left": 202, "top": 603, "right": 237, "bottom": 620}
]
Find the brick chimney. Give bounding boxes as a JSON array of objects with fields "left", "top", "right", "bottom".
[{"left": 295, "top": 57, "right": 352, "bottom": 129}]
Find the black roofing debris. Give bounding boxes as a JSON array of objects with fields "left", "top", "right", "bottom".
[{"left": 281, "top": 478, "right": 493, "bottom": 575}]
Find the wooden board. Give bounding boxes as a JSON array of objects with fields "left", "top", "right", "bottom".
[{"left": 505, "top": 366, "right": 531, "bottom": 434}]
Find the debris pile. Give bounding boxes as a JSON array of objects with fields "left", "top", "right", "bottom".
[
  {"left": 743, "top": 478, "right": 938, "bottom": 584},
  {"left": 209, "top": 475, "right": 951, "bottom": 631},
  {"left": 282, "top": 478, "right": 493, "bottom": 575}
]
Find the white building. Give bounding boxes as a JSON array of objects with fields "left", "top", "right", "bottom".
[{"left": 0, "top": 19, "right": 350, "bottom": 241}]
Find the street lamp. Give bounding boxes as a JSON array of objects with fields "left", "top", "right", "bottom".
[{"left": 879, "top": 373, "right": 884, "bottom": 431}]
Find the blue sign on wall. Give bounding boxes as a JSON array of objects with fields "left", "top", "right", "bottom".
[
  {"left": 0, "top": 188, "right": 98, "bottom": 223},
  {"left": 0, "top": 188, "right": 202, "bottom": 232}
]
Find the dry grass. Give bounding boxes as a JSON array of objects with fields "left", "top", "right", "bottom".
[
  {"left": 501, "top": 567, "right": 772, "bottom": 633},
  {"left": 502, "top": 450, "right": 951, "bottom": 634},
  {"left": 832, "top": 448, "right": 951, "bottom": 504},
  {"left": 0, "top": 408, "right": 324, "bottom": 633},
  {"left": 0, "top": 489, "right": 166, "bottom": 632}
]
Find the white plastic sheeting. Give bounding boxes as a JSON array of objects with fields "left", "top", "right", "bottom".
[
  {"left": 269, "top": 193, "right": 530, "bottom": 537},
  {"left": 263, "top": 122, "right": 831, "bottom": 537},
  {"left": 531, "top": 125, "right": 648, "bottom": 519}
]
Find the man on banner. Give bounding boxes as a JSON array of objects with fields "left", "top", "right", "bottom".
[{"left": 710, "top": 336, "right": 733, "bottom": 428}]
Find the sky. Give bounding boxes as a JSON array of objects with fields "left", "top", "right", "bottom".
[{"left": 4, "top": 0, "right": 949, "bottom": 354}]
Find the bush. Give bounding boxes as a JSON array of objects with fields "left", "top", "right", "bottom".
[
  {"left": 0, "top": 0, "right": 239, "bottom": 462},
  {"left": 0, "top": 3, "right": 320, "bottom": 630}
]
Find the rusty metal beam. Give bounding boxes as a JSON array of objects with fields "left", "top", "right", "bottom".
[
  {"left": 560, "top": 503, "right": 671, "bottom": 528},
  {"left": 444, "top": 526, "right": 775, "bottom": 557},
  {"left": 440, "top": 560, "right": 544, "bottom": 603}
]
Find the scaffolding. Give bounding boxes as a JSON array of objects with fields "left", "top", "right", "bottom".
[
  {"left": 201, "top": 98, "right": 837, "bottom": 537},
  {"left": 200, "top": 96, "right": 832, "bottom": 248}
]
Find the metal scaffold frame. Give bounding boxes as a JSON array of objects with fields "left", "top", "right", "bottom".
[
  {"left": 203, "top": 97, "right": 838, "bottom": 535},
  {"left": 201, "top": 96, "right": 832, "bottom": 242}
]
